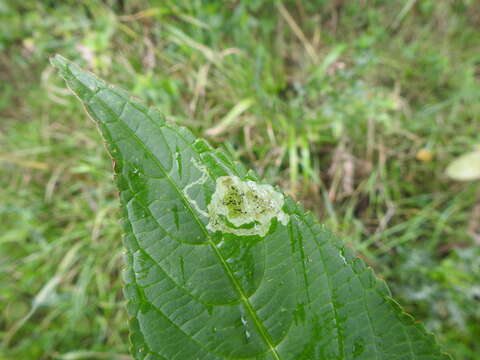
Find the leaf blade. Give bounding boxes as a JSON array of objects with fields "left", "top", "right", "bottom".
[{"left": 52, "top": 55, "right": 450, "bottom": 360}]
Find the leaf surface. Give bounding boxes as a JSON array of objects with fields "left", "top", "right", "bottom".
[{"left": 51, "top": 55, "right": 450, "bottom": 360}]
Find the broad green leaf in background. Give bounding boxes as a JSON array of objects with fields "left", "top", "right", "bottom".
[
  {"left": 446, "top": 150, "right": 480, "bottom": 181},
  {"left": 51, "top": 55, "right": 450, "bottom": 360}
]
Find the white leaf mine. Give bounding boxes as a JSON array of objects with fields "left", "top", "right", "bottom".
[{"left": 206, "top": 175, "right": 289, "bottom": 237}]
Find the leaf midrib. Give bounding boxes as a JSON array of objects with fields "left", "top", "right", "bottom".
[{"left": 69, "top": 70, "right": 282, "bottom": 360}]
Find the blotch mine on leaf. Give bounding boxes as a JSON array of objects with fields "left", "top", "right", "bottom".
[{"left": 206, "top": 175, "right": 289, "bottom": 237}]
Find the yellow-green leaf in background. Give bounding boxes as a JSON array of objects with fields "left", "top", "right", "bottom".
[{"left": 446, "top": 151, "right": 480, "bottom": 181}]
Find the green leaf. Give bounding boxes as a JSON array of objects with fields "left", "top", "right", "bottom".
[
  {"left": 446, "top": 151, "right": 480, "bottom": 181},
  {"left": 51, "top": 55, "right": 450, "bottom": 360}
]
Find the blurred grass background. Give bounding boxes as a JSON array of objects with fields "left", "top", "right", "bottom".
[{"left": 1, "top": 0, "right": 479, "bottom": 359}]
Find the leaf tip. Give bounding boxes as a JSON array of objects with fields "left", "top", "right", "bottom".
[{"left": 50, "top": 54, "right": 69, "bottom": 72}]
